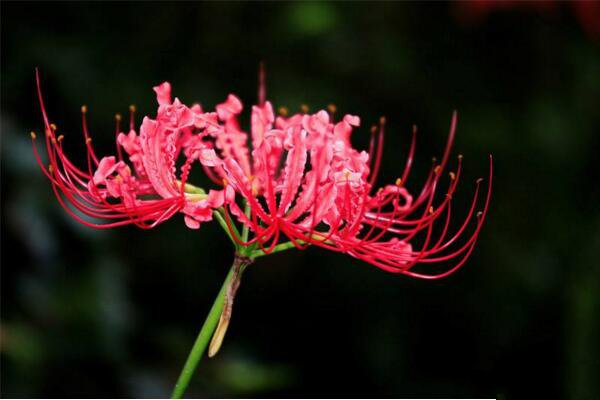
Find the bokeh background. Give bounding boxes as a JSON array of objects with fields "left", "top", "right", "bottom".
[{"left": 2, "top": 1, "right": 599, "bottom": 398}]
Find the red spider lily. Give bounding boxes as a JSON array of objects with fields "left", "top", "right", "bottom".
[
  {"left": 215, "top": 77, "right": 492, "bottom": 279},
  {"left": 31, "top": 70, "right": 234, "bottom": 230},
  {"left": 32, "top": 68, "right": 492, "bottom": 279}
]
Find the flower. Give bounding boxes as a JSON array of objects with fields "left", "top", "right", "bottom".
[
  {"left": 32, "top": 68, "right": 491, "bottom": 279},
  {"left": 31, "top": 70, "right": 234, "bottom": 230}
]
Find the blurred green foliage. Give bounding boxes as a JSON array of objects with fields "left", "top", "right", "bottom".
[{"left": 1, "top": 1, "right": 599, "bottom": 398}]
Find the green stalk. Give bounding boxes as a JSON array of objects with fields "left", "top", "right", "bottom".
[
  {"left": 241, "top": 200, "right": 250, "bottom": 243},
  {"left": 171, "top": 265, "right": 235, "bottom": 398},
  {"left": 212, "top": 210, "right": 239, "bottom": 249},
  {"left": 250, "top": 240, "right": 301, "bottom": 258}
]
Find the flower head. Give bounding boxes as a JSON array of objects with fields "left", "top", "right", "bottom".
[{"left": 32, "top": 67, "right": 491, "bottom": 278}]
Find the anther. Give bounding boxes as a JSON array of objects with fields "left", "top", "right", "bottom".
[
  {"left": 86, "top": 137, "right": 92, "bottom": 144},
  {"left": 278, "top": 107, "right": 289, "bottom": 117},
  {"left": 81, "top": 105, "right": 87, "bottom": 113},
  {"left": 57, "top": 135, "right": 64, "bottom": 142},
  {"left": 431, "top": 157, "right": 437, "bottom": 163},
  {"left": 115, "top": 113, "right": 122, "bottom": 121},
  {"left": 476, "top": 178, "right": 483, "bottom": 184},
  {"left": 129, "top": 104, "right": 136, "bottom": 113},
  {"left": 429, "top": 206, "right": 434, "bottom": 214},
  {"left": 370, "top": 125, "right": 377, "bottom": 134},
  {"left": 379, "top": 116, "right": 386, "bottom": 125},
  {"left": 300, "top": 104, "right": 309, "bottom": 113},
  {"left": 48, "top": 165, "right": 54, "bottom": 173},
  {"left": 449, "top": 172, "right": 456, "bottom": 180},
  {"left": 50, "top": 123, "right": 57, "bottom": 131},
  {"left": 327, "top": 104, "right": 337, "bottom": 114},
  {"left": 477, "top": 211, "right": 483, "bottom": 218},
  {"left": 458, "top": 154, "right": 463, "bottom": 160},
  {"left": 30, "top": 131, "right": 37, "bottom": 140},
  {"left": 434, "top": 165, "right": 441, "bottom": 175},
  {"left": 395, "top": 178, "right": 402, "bottom": 186}
]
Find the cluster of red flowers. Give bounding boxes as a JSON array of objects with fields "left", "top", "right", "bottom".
[{"left": 32, "top": 69, "right": 491, "bottom": 279}]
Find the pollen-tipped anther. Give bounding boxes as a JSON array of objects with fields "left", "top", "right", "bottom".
[{"left": 81, "top": 105, "right": 87, "bottom": 114}]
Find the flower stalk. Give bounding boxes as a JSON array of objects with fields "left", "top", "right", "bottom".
[{"left": 171, "top": 252, "right": 253, "bottom": 399}]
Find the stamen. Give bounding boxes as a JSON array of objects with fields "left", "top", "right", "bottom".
[
  {"left": 300, "top": 104, "right": 309, "bottom": 113},
  {"left": 278, "top": 106, "right": 289, "bottom": 117},
  {"left": 258, "top": 61, "right": 266, "bottom": 106},
  {"left": 129, "top": 105, "right": 136, "bottom": 130},
  {"left": 327, "top": 103, "right": 337, "bottom": 115},
  {"left": 449, "top": 172, "right": 456, "bottom": 180},
  {"left": 395, "top": 178, "right": 402, "bottom": 186},
  {"left": 30, "top": 131, "right": 37, "bottom": 140},
  {"left": 81, "top": 105, "right": 87, "bottom": 114}
]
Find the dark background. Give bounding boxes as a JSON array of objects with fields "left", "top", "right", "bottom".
[{"left": 2, "top": 1, "right": 599, "bottom": 398}]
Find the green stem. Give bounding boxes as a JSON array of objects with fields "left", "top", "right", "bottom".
[
  {"left": 212, "top": 210, "right": 239, "bottom": 249},
  {"left": 171, "top": 264, "right": 236, "bottom": 399},
  {"left": 250, "top": 240, "right": 301, "bottom": 258},
  {"left": 241, "top": 200, "right": 250, "bottom": 243}
]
